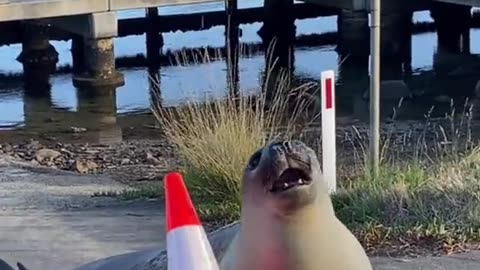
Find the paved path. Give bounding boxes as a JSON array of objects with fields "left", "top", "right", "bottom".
[
  {"left": 371, "top": 252, "right": 480, "bottom": 269},
  {"left": 0, "top": 156, "right": 166, "bottom": 270},
  {"left": 0, "top": 155, "right": 479, "bottom": 270}
]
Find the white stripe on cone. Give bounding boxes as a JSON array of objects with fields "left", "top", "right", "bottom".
[{"left": 167, "top": 225, "right": 219, "bottom": 270}]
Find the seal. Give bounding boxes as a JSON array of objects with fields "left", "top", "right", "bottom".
[{"left": 219, "top": 140, "right": 373, "bottom": 270}]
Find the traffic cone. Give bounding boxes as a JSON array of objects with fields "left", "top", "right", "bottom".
[{"left": 164, "top": 172, "right": 220, "bottom": 270}]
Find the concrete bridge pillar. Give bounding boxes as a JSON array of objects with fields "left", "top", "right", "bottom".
[
  {"left": 259, "top": 0, "right": 295, "bottom": 44},
  {"left": 17, "top": 23, "right": 58, "bottom": 88},
  {"left": 51, "top": 12, "right": 125, "bottom": 88},
  {"left": 71, "top": 35, "right": 85, "bottom": 75},
  {"left": 337, "top": 10, "right": 369, "bottom": 59},
  {"left": 72, "top": 37, "right": 124, "bottom": 88},
  {"left": 380, "top": 7, "right": 413, "bottom": 80},
  {"left": 431, "top": 2, "right": 471, "bottom": 54},
  {"left": 260, "top": 0, "right": 295, "bottom": 100},
  {"left": 226, "top": 0, "right": 240, "bottom": 97}
]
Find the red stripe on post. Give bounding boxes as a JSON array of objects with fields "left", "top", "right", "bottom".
[
  {"left": 325, "top": 78, "right": 333, "bottom": 110},
  {"left": 165, "top": 172, "right": 201, "bottom": 232}
]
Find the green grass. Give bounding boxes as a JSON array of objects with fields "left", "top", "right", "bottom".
[{"left": 333, "top": 156, "right": 480, "bottom": 254}]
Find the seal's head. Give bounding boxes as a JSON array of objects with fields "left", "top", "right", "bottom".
[{"left": 242, "top": 140, "right": 322, "bottom": 215}]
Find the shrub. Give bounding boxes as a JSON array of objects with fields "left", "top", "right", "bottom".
[{"left": 151, "top": 49, "right": 317, "bottom": 221}]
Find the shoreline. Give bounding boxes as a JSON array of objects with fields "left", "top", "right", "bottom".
[{"left": 1, "top": 112, "right": 479, "bottom": 185}]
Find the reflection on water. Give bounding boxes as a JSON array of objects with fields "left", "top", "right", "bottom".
[{"left": 1, "top": 3, "right": 480, "bottom": 143}]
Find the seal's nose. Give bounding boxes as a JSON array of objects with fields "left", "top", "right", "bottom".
[
  {"left": 267, "top": 140, "right": 311, "bottom": 169},
  {"left": 282, "top": 141, "right": 293, "bottom": 154},
  {"left": 270, "top": 140, "right": 307, "bottom": 155}
]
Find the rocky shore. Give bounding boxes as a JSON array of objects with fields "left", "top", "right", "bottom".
[
  {"left": 0, "top": 112, "right": 478, "bottom": 189},
  {"left": 0, "top": 137, "right": 181, "bottom": 186}
]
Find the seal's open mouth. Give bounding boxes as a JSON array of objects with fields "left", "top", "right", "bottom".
[{"left": 269, "top": 168, "right": 312, "bottom": 193}]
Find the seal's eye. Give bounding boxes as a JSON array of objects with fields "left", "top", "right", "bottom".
[{"left": 247, "top": 150, "right": 262, "bottom": 170}]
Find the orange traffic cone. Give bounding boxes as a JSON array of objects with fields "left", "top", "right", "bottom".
[{"left": 164, "top": 172, "right": 220, "bottom": 270}]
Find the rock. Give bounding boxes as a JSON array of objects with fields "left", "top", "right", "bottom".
[
  {"left": 60, "top": 148, "right": 74, "bottom": 156},
  {"left": 121, "top": 158, "right": 131, "bottom": 165},
  {"left": 84, "top": 150, "right": 100, "bottom": 155},
  {"left": 25, "top": 139, "right": 41, "bottom": 150},
  {"left": 363, "top": 80, "right": 412, "bottom": 101},
  {"left": 46, "top": 161, "right": 56, "bottom": 168},
  {"left": 71, "top": 127, "right": 87, "bottom": 133},
  {"left": 146, "top": 152, "right": 161, "bottom": 165},
  {"left": 35, "top": 148, "right": 62, "bottom": 162},
  {"left": 74, "top": 160, "right": 99, "bottom": 174},
  {"left": 3, "top": 144, "right": 12, "bottom": 153}
]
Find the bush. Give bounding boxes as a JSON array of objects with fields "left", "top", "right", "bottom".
[{"left": 151, "top": 54, "right": 317, "bottom": 221}]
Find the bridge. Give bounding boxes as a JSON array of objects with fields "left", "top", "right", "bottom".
[
  {"left": 0, "top": 0, "right": 477, "bottom": 91},
  {"left": 0, "top": 0, "right": 479, "bottom": 22}
]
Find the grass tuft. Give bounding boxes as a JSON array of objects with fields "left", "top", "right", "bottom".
[{"left": 148, "top": 46, "right": 317, "bottom": 222}]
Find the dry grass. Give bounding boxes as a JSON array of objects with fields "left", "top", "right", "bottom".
[{"left": 149, "top": 44, "right": 318, "bottom": 220}]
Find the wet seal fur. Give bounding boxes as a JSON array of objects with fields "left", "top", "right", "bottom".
[{"left": 219, "top": 140, "right": 373, "bottom": 270}]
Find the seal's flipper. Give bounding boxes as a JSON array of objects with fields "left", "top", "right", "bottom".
[{"left": 16, "top": 262, "right": 29, "bottom": 270}]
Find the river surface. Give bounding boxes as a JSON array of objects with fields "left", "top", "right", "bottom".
[{"left": 1, "top": 1, "right": 480, "bottom": 142}]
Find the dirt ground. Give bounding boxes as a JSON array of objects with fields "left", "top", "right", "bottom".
[{"left": 0, "top": 155, "right": 166, "bottom": 270}]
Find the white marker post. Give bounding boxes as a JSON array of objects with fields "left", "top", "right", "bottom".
[{"left": 321, "top": 70, "right": 336, "bottom": 194}]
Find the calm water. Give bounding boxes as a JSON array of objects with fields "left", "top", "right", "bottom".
[{"left": 2, "top": 1, "right": 480, "bottom": 141}]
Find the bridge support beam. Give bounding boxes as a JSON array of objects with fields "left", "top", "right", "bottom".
[
  {"left": 16, "top": 23, "right": 59, "bottom": 90},
  {"left": 60, "top": 12, "right": 125, "bottom": 88},
  {"left": 72, "top": 37, "right": 125, "bottom": 88},
  {"left": 145, "top": 8, "right": 163, "bottom": 70},
  {"left": 337, "top": 9, "right": 369, "bottom": 59},
  {"left": 380, "top": 6, "right": 413, "bottom": 80},
  {"left": 225, "top": 0, "right": 240, "bottom": 97},
  {"left": 431, "top": 2, "right": 471, "bottom": 54},
  {"left": 260, "top": 0, "right": 296, "bottom": 101}
]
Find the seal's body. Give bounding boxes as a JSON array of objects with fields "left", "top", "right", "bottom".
[{"left": 220, "top": 140, "right": 373, "bottom": 270}]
